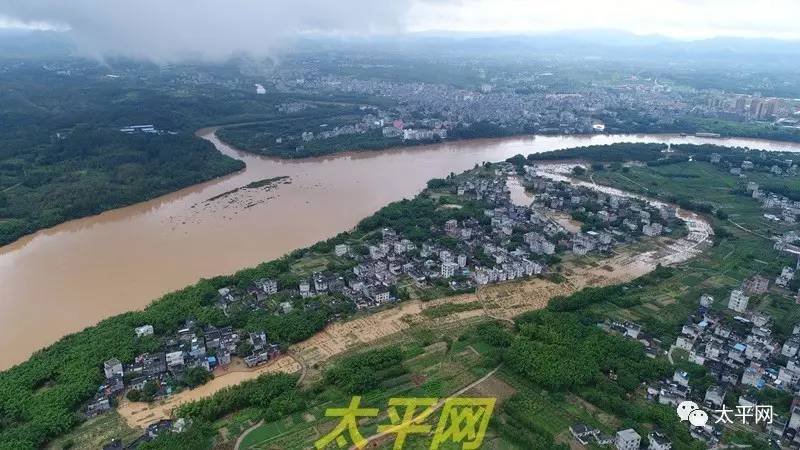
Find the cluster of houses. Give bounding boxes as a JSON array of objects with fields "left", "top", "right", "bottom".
[
  {"left": 281, "top": 110, "right": 450, "bottom": 151},
  {"left": 87, "top": 162, "right": 693, "bottom": 442},
  {"left": 589, "top": 258, "right": 800, "bottom": 446},
  {"left": 89, "top": 321, "right": 280, "bottom": 417},
  {"left": 400, "top": 128, "right": 448, "bottom": 141},
  {"left": 570, "top": 424, "right": 672, "bottom": 450},
  {"left": 776, "top": 231, "right": 800, "bottom": 260},
  {"left": 641, "top": 276, "right": 800, "bottom": 446},
  {"left": 708, "top": 151, "right": 799, "bottom": 224},
  {"left": 749, "top": 244, "right": 800, "bottom": 300},
  {"left": 214, "top": 163, "right": 687, "bottom": 317},
  {"left": 523, "top": 169, "right": 680, "bottom": 246},
  {"left": 301, "top": 120, "right": 375, "bottom": 142},
  {"left": 602, "top": 319, "right": 661, "bottom": 359},
  {"left": 743, "top": 181, "right": 800, "bottom": 224},
  {"left": 712, "top": 151, "right": 798, "bottom": 178}
]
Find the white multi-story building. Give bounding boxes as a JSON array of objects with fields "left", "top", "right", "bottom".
[
  {"left": 439, "top": 250, "right": 454, "bottom": 263},
  {"left": 103, "top": 358, "right": 123, "bottom": 379},
  {"left": 457, "top": 254, "right": 468, "bottom": 268},
  {"left": 299, "top": 281, "right": 312, "bottom": 298},
  {"left": 135, "top": 324, "right": 154, "bottom": 338},
  {"left": 643, "top": 222, "right": 663, "bottom": 237},
  {"left": 783, "top": 336, "right": 800, "bottom": 357},
  {"left": 728, "top": 289, "right": 750, "bottom": 313},
  {"left": 648, "top": 431, "right": 672, "bottom": 450},
  {"left": 789, "top": 406, "right": 800, "bottom": 430},
  {"left": 166, "top": 350, "right": 185, "bottom": 369},
  {"left": 441, "top": 262, "right": 459, "bottom": 279},
  {"left": 256, "top": 278, "right": 278, "bottom": 295},
  {"left": 369, "top": 288, "right": 390, "bottom": 303},
  {"left": 334, "top": 244, "right": 349, "bottom": 257},
  {"left": 615, "top": 429, "right": 641, "bottom": 450}
]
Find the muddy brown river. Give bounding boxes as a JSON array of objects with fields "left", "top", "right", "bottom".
[{"left": 1, "top": 130, "right": 798, "bottom": 370}]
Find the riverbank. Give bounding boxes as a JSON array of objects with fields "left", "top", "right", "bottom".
[
  {"left": 214, "top": 117, "right": 800, "bottom": 160},
  {"left": 0, "top": 131, "right": 791, "bottom": 370},
  {"left": 117, "top": 356, "right": 303, "bottom": 429},
  {"left": 110, "top": 173, "right": 711, "bottom": 430},
  {"left": 0, "top": 138, "right": 723, "bottom": 450},
  {"left": 117, "top": 232, "right": 699, "bottom": 430}
]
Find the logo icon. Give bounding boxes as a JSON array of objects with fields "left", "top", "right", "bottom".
[
  {"left": 676, "top": 400, "right": 708, "bottom": 427},
  {"left": 688, "top": 409, "right": 709, "bottom": 427},
  {"left": 676, "top": 400, "right": 698, "bottom": 421}
]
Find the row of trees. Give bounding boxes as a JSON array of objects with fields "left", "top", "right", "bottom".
[
  {"left": 175, "top": 373, "right": 300, "bottom": 423},
  {"left": 519, "top": 142, "right": 797, "bottom": 167},
  {"left": 324, "top": 347, "right": 407, "bottom": 394}
]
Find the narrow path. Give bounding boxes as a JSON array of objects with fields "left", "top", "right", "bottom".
[
  {"left": 352, "top": 366, "right": 502, "bottom": 450},
  {"left": 1, "top": 182, "right": 20, "bottom": 192},
  {"left": 234, "top": 419, "right": 264, "bottom": 450},
  {"left": 727, "top": 218, "right": 771, "bottom": 240},
  {"left": 615, "top": 173, "right": 651, "bottom": 192},
  {"left": 290, "top": 351, "right": 309, "bottom": 386},
  {"left": 233, "top": 353, "right": 305, "bottom": 450}
]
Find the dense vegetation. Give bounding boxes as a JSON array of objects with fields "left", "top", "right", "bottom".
[
  {"left": 2, "top": 53, "right": 799, "bottom": 446},
  {"left": 506, "top": 310, "right": 670, "bottom": 390},
  {"left": 324, "top": 347, "right": 407, "bottom": 394},
  {"left": 176, "top": 373, "right": 302, "bottom": 423},
  {"left": 0, "top": 175, "right": 488, "bottom": 449},
  {"left": 0, "top": 128, "right": 243, "bottom": 245},
  {"left": 0, "top": 59, "right": 386, "bottom": 245},
  {"left": 216, "top": 117, "right": 535, "bottom": 159},
  {"left": 496, "top": 304, "right": 704, "bottom": 449},
  {"left": 0, "top": 250, "right": 343, "bottom": 448},
  {"left": 3, "top": 52, "right": 800, "bottom": 248},
  {"left": 522, "top": 142, "right": 797, "bottom": 165}
]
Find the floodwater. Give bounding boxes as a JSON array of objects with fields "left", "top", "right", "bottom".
[
  {"left": 1, "top": 130, "right": 798, "bottom": 370},
  {"left": 507, "top": 176, "right": 535, "bottom": 207}
]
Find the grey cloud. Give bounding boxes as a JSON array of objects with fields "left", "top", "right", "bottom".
[{"left": 0, "top": 0, "right": 414, "bottom": 62}]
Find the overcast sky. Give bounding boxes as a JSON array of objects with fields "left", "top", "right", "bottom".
[
  {"left": 408, "top": 0, "right": 800, "bottom": 40},
  {"left": 0, "top": 0, "right": 798, "bottom": 61}
]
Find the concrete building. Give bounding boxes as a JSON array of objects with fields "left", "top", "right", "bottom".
[
  {"left": 743, "top": 275, "right": 769, "bottom": 295},
  {"left": 615, "top": 428, "right": 641, "bottom": 450},
  {"left": 728, "top": 289, "right": 750, "bottom": 313},
  {"left": 103, "top": 358, "right": 123, "bottom": 379},
  {"left": 441, "top": 262, "right": 459, "bottom": 278},
  {"left": 643, "top": 222, "right": 663, "bottom": 237},
  {"left": 788, "top": 406, "right": 800, "bottom": 431},
  {"left": 135, "top": 325, "right": 154, "bottom": 338},
  {"left": 704, "top": 385, "right": 726, "bottom": 408},
  {"left": 648, "top": 431, "right": 672, "bottom": 450},
  {"left": 256, "top": 278, "right": 278, "bottom": 295},
  {"left": 335, "top": 244, "right": 349, "bottom": 257},
  {"left": 699, "top": 294, "right": 714, "bottom": 308}
]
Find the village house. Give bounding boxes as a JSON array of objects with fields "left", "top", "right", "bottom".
[
  {"left": 728, "top": 289, "right": 750, "bottom": 313},
  {"left": 615, "top": 428, "right": 641, "bottom": 450}
]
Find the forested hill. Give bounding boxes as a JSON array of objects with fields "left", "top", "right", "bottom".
[
  {"left": 0, "top": 58, "right": 378, "bottom": 246},
  {"left": 0, "top": 127, "right": 243, "bottom": 246},
  {"left": 0, "top": 60, "right": 263, "bottom": 247}
]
